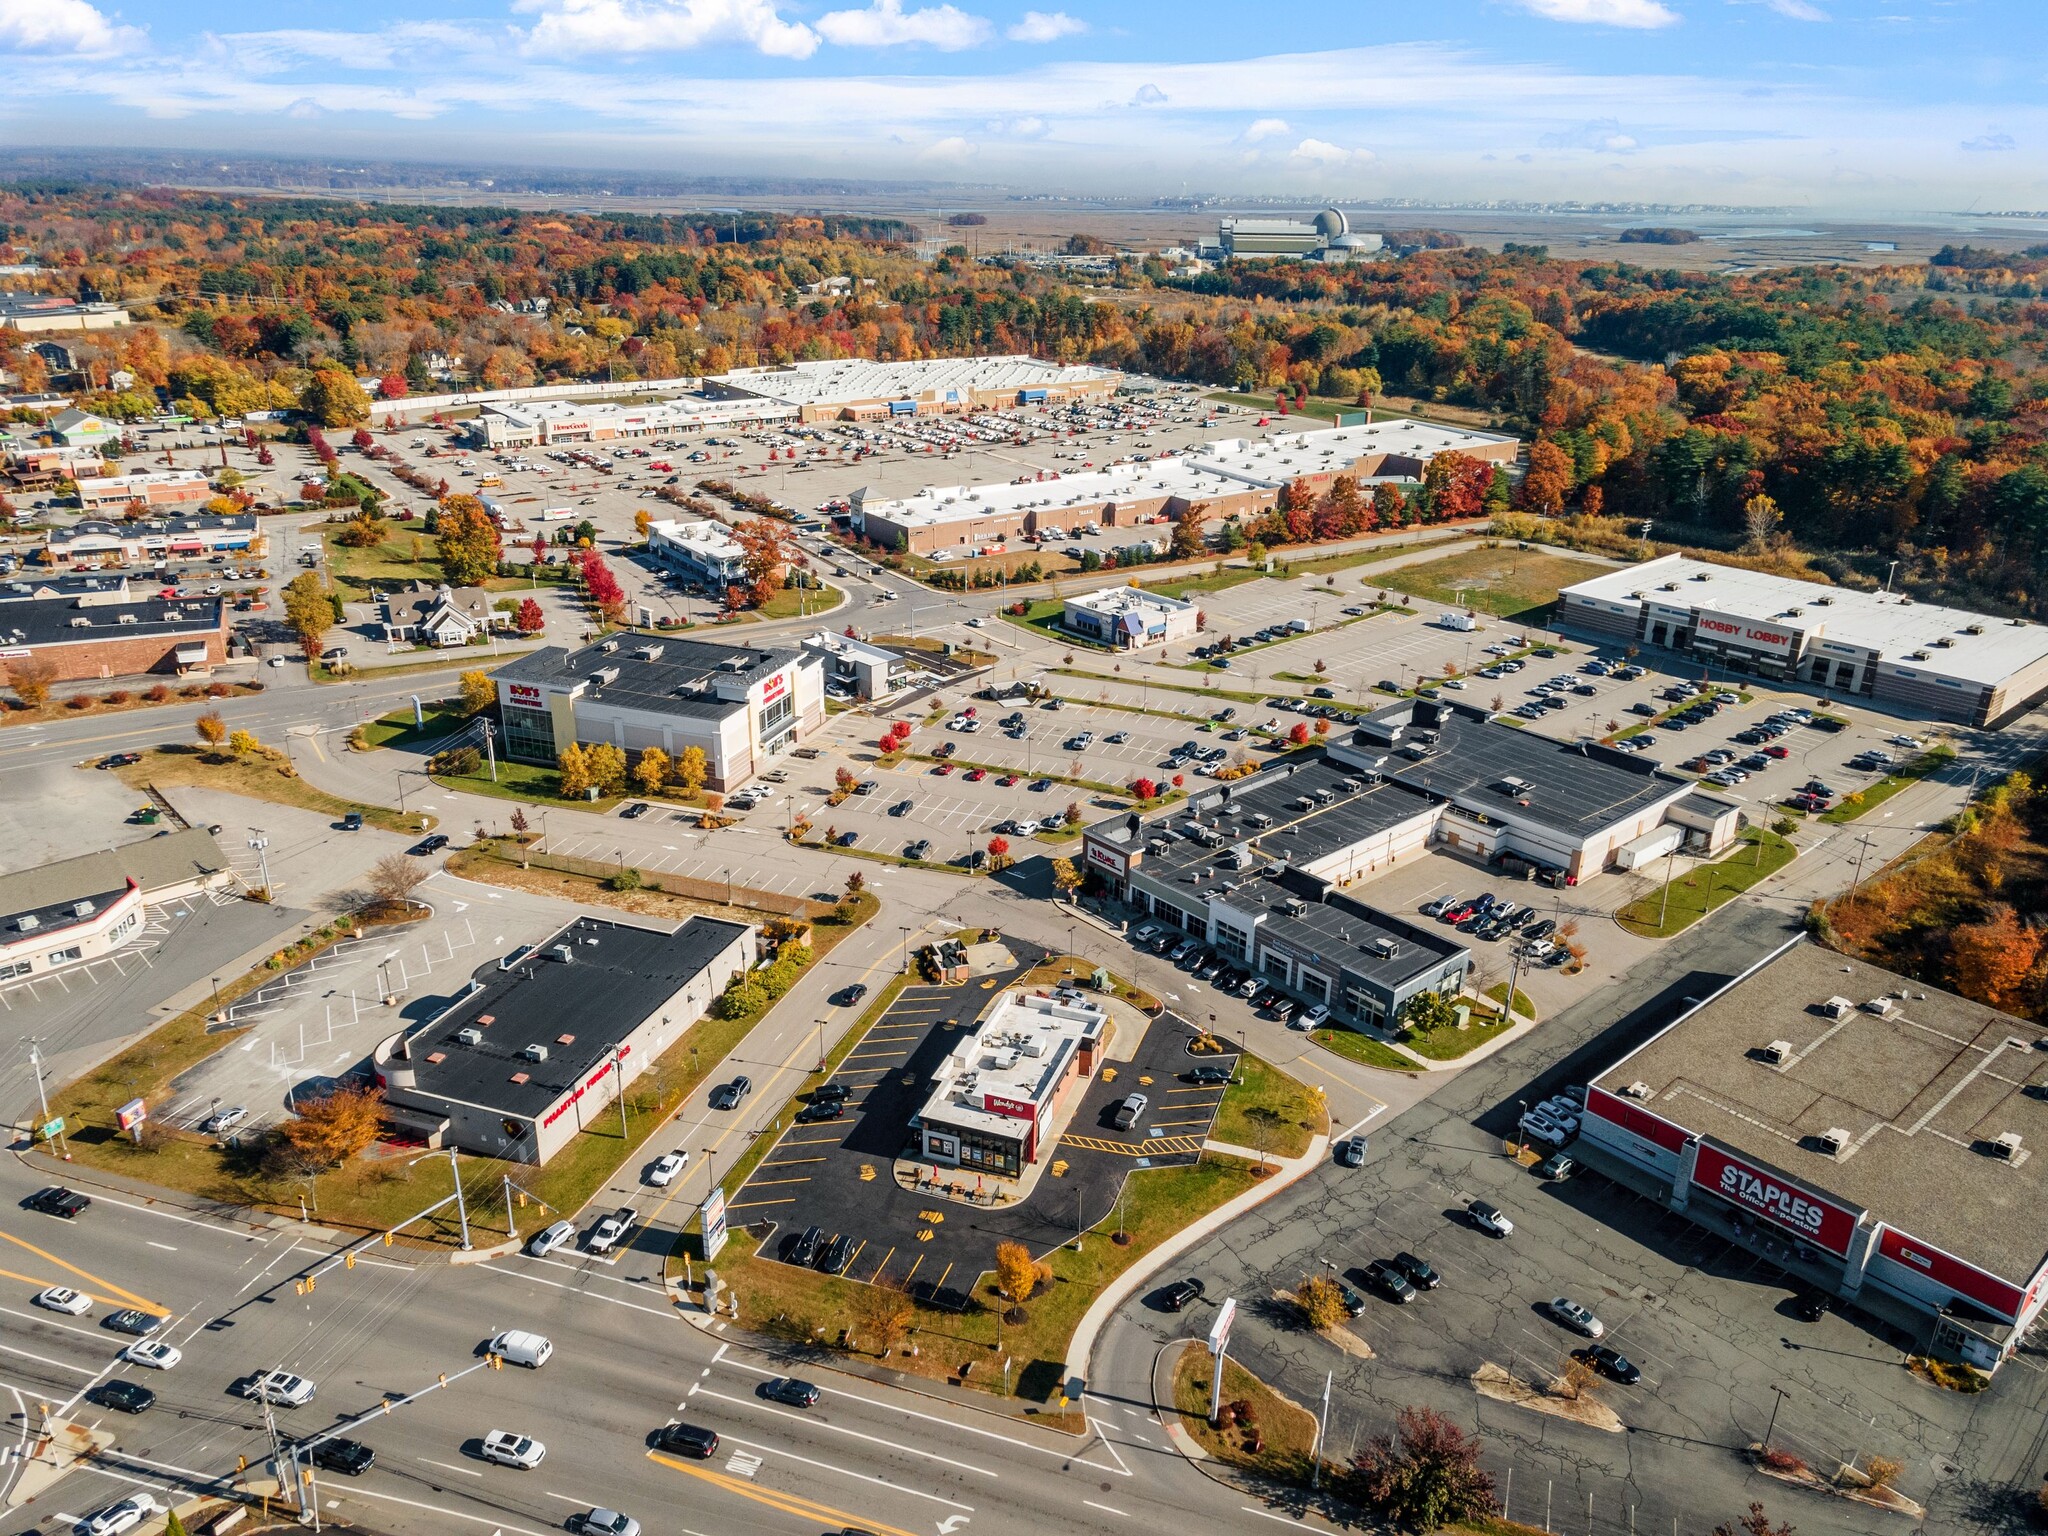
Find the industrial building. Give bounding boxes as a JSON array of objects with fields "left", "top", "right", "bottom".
[
  {"left": 1557, "top": 553, "right": 2048, "bottom": 728},
  {"left": 0, "top": 829, "right": 229, "bottom": 984},
  {"left": 1060, "top": 586, "right": 1200, "bottom": 649},
  {"left": 850, "top": 419, "right": 1520, "bottom": 556},
  {"left": 911, "top": 990, "right": 1111, "bottom": 1177},
  {"left": 1213, "top": 208, "right": 1384, "bottom": 263},
  {"left": 1577, "top": 937, "right": 2048, "bottom": 1374},
  {"left": 0, "top": 294, "right": 132, "bottom": 334},
  {"left": 706, "top": 354, "right": 1114, "bottom": 422},
  {"left": 46, "top": 513, "right": 260, "bottom": 567},
  {"left": 0, "top": 575, "right": 230, "bottom": 681},
  {"left": 492, "top": 632, "right": 824, "bottom": 791},
  {"left": 372, "top": 915, "right": 757, "bottom": 1164}
]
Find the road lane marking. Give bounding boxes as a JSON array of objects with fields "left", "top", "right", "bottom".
[
  {"left": 1084, "top": 1500, "right": 1129, "bottom": 1517},
  {"left": 0, "top": 1341, "right": 98, "bottom": 1375},
  {"left": 691, "top": 1389, "right": 997, "bottom": 1480},
  {"left": 0, "top": 1233, "right": 167, "bottom": 1315},
  {"left": 415, "top": 1457, "right": 482, "bottom": 1477},
  {"left": 473, "top": 1263, "right": 673, "bottom": 1316},
  {"left": 647, "top": 1451, "right": 925, "bottom": 1536},
  {"left": 338, "top": 1483, "right": 549, "bottom": 1534}
]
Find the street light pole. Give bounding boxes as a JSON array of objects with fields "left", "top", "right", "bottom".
[{"left": 247, "top": 828, "right": 273, "bottom": 904}]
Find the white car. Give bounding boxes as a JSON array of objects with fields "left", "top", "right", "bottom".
[
  {"left": 123, "top": 1341, "right": 182, "bottom": 1370},
  {"left": 481, "top": 1429, "right": 547, "bottom": 1468},
  {"left": 1300, "top": 1002, "right": 1332, "bottom": 1028},
  {"left": 248, "top": 1369, "right": 317, "bottom": 1407},
  {"left": 1888, "top": 734, "right": 1923, "bottom": 749},
  {"left": 35, "top": 1285, "right": 91, "bottom": 1315},
  {"left": 1468, "top": 1200, "right": 1514, "bottom": 1238},
  {"left": 1549, "top": 1297, "right": 1606, "bottom": 1338},
  {"left": 85, "top": 1494, "right": 164, "bottom": 1536},
  {"left": 646, "top": 1151, "right": 689, "bottom": 1187}
]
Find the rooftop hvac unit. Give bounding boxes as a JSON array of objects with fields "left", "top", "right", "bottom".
[
  {"left": 1822, "top": 996, "right": 1854, "bottom": 1019},
  {"left": 456, "top": 1027, "right": 484, "bottom": 1047},
  {"left": 599, "top": 638, "right": 619, "bottom": 654},
  {"left": 634, "top": 643, "right": 664, "bottom": 662},
  {"left": 1966, "top": 623, "right": 1986, "bottom": 635},
  {"left": 1991, "top": 1131, "right": 2024, "bottom": 1161},
  {"left": 1368, "top": 936, "right": 1401, "bottom": 959},
  {"left": 1817, "top": 1127, "right": 1850, "bottom": 1156},
  {"left": 1760, "top": 1040, "right": 1794, "bottom": 1065},
  {"left": 550, "top": 944, "right": 573, "bottom": 963},
  {"left": 1862, "top": 997, "right": 1896, "bottom": 1017},
  {"left": 522, "top": 1043, "right": 549, "bottom": 1063},
  {"left": 1624, "top": 1081, "right": 1652, "bottom": 1100},
  {"left": 14, "top": 914, "right": 36, "bottom": 932},
  {"left": 72, "top": 899, "right": 94, "bottom": 917}
]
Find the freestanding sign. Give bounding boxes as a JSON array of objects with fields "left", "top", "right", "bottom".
[
  {"left": 700, "top": 1186, "right": 729, "bottom": 1260},
  {"left": 1206, "top": 1295, "right": 1237, "bottom": 1427},
  {"left": 116, "top": 1098, "right": 147, "bottom": 1143}
]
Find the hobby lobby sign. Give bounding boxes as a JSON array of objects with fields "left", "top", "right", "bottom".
[
  {"left": 1695, "top": 611, "right": 1797, "bottom": 652},
  {"left": 1691, "top": 1142, "right": 1858, "bottom": 1255}
]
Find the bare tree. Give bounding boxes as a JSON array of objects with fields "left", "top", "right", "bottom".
[{"left": 368, "top": 854, "right": 428, "bottom": 913}]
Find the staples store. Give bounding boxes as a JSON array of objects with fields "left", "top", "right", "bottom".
[{"left": 1575, "top": 939, "right": 2048, "bottom": 1375}]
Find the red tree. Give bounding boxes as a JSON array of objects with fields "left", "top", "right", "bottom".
[
  {"left": 1289, "top": 722, "right": 1311, "bottom": 746},
  {"left": 351, "top": 428, "right": 374, "bottom": 452},
  {"left": 529, "top": 531, "right": 546, "bottom": 563},
  {"left": 514, "top": 598, "right": 545, "bottom": 634},
  {"left": 986, "top": 836, "right": 1011, "bottom": 868},
  {"left": 378, "top": 375, "right": 408, "bottom": 400},
  {"left": 1131, "top": 777, "right": 1159, "bottom": 801}
]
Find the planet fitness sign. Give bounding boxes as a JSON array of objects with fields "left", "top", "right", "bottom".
[{"left": 1691, "top": 1142, "right": 1860, "bottom": 1255}]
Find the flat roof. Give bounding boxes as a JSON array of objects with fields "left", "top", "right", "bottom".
[
  {"left": 916, "top": 990, "right": 1104, "bottom": 1142},
  {"left": 1561, "top": 553, "right": 2048, "bottom": 688},
  {"left": 495, "top": 632, "right": 801, "bottom": 721},
  {"left": 0, "top": 585, "right": 224, "bottom": 647},
  {"left": 399, "top": 915, "right": 750, "bottom": 1119},
  {"left": 1221, "top": 882, "right": 1468, "bottom": 992},
  {"left": 1595, "top": 939, "right": 2048, "bottom": 1288},
  {"left": 860, "top": 456, "right": 1246, "bottom": 530},
  {"left": 714, "top": 354, "right": 1112, "bottom": 407},
  {"left": 1200, "top": 420, "right": 1518, "bottom": 485},
  {"left": 1065, "top": 586, "right": 1194, "bottom": 617},
  {"left": 1346, "top": 700, "right": 1692, "bottom": 841},
  {"left": 0, "top": 828, "right": 228, "bottom": 914}
]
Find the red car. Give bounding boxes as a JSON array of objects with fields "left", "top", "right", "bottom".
[
  {"left": 961, "top": 706, "right": 977, "bottom": 717},
  {"left": 1443, "top": 902, "right": 1480, "bottom": 924},
  {"left": 997, "top": 774, "right": 1020, "bottom": 787},
  {"left": 965, "top": 768, "right": 987, "bottom": 782},
  {"left": 1764, "top": 744, "right": 1790, "bottom": 758},
  {"left": 933, "top": 763, "right": 954, "bottom": 776}
]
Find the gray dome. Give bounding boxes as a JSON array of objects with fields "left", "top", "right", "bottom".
[{"left": 1312, "top": 207, "right": 1349, "bottom": 240}]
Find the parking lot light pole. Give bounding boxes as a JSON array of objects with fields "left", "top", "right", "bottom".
[{"left": 1763, "top": 1383, "right": 1790, "bottom": 1453}]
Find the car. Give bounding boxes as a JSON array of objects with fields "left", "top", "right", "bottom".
[
  {"left": 965, "top": 768, "right": 987, "bottom": 783},
  {"left": 297, "top": 1436, "right": 376, "bottom": 1476},
  {"left": 123, "top": 1340, "right": 181, "bottom": 1370},
  {"left": 710, "top": 1078, "right": 746, "bottom": 1110},
  {"left": 98, "top": 751, "right": 141, "bottom": 769},
  {"left": 26, "top": 1186, "right": 89, "bottom": 1218},
  {"left": 1535, "top": 1152, "right": 1577, "bottom": 1181},
  {"left": 818, "top": 1234, "right": 855, "bottom": 1275},
  {"left": 997, "top": 773, "right": 1020, "bottom": 787},
  {"left": 1522, "top": 919, "right": 1556, "bottom": 942},
  {"left": 407, "top": 833, "right": 450, "bottom": 856},
  {"left": 764, "top": 1377, "right": 821, "bottom": 1408},
  {"left": 836, "top": 983, "right": 870, "bottom": 1007},
  {"left": 1334, "top": 1281, "right": 1368, "bottom": 1318},
  {"left": 85, "top": 1494, "right": 164, "bottom": 1536},
  {"left": 1112, "top": 1092, "right": 1149, "bottom": 1131},
  {"left": 647, "top": 1151, "right": 689, "bottom": 1186},
  {"left": 1391, "top": 1252, "right": 1440, "bottom": 1291},
  {"left": 481, "top": 1429, "right": 546, "bottom": 1468},
  {"left": 1301, "top": 1002, "right": 1331, "bottom": 1028},
  {"left": 620, "top": 802, "right": 651, "bottom": 819},
  {"left": 249, "top": 1369, "right": 317, "bottom": 1407},
  {"left": 1420, "top": 894, "right": 1460, "bottom": 918},
  {"left": 573, "top": 1511, "right": 642, "bottom": 1536},
  {"left": 889, "top": 798, "right": 913, "bottom": 817},
  {"left": 91, "top": 1380, "right": 156, "bottom": 1414},
  {"left": 1575, "top": 1345, "right": 1642, "bottom": 1385},
  {"left": 1364, "top": 1259, "right": 1418, "bottom": 1304},
  {"left": 1334, "top": 1136, "right": 1368, "bottom": 1168},
  {"left": 201, "top": 1105, "right": 248, "bottom": 1134},
  {"left": 1791, "top": 1289, "right": 1830, "bottom": 1322},
  {"left": 1468, "top": 1200, "right": 1514, "bottom": 1237},
  {"left": 527, "top": 1218, "right": 576, "bottom": 1258},
  {"left": 36, "top": 1285, "right": 91, "bottom": 1315},
  {"left": 1548, "top": 1297, "right": 1605, "bottom": 1337},
  {"left": 811, "top": 1081, "right": 853, "bottom": 1104},
  {"left": 789, "top": 1225, "right": 825, "bottom": 1266},
  {"left": 795, "top": 1099, "right": 845, "bottom": 1124},
  {"left": 655, "top": 1421, "right": 720, "bottom": 1458},
  {"left": 1029, "top": 778, "right": 1053, "bottom": 792},
  {"left": 103, "top": 1309, "right": 161, "bottom": 1337},
  {"left": 1185, "top": 1064, "right": 1233, "bottom": 1086},
  {"left": 1105, "top": 731, "right": 1129, "bottom": 744},
  {"left": 587, "top": 1207, "right": 635, "bottom": 1254}
]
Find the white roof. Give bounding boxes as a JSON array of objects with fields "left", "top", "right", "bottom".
[
  {"left": 1562, "top": 554, "right": 2048, "bottom": 688},
  {"left": 485, "top": 395, "right": 792, "bottom": 431},
  {"left": 647, "top": 517, "right": 741, "bottom": 559},
  {"left": 1199, "top": 420, "right": 1517, "bottom": 486},
  {"left": 916, "top": 991, "right": 1104, "bottom": 1141},
  {"left": 864, "top": 457, "right": 1244, "bottom": 530},
  {"left": 1066, "top": 585, "right": 1195, "bottom": 617},
  {"left": 712, "top": 354, "right": 1112, "bottom": 407}
]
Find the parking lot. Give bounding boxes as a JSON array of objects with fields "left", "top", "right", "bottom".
[{"left": 728, "top": 959, "right": 1232, "bottom": 1304}]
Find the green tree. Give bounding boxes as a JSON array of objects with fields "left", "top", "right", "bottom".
[
  {"left": 1398, "top": 990, "right": 1458, "bottom": 1038},
  {"left": 300, "top": 369, "right": 372, "bottom": 427},
  {"left": 457, "top": 669, "right": 495, "bottom": 716},
  {"left": 437, "top": 494, "right": 503, "bottom": 587},
  {"left": 281, "top": 571, "right": 332, "bottom": 654}
]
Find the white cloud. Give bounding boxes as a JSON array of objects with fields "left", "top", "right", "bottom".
[
  {"left": 1509, "top": 0, "right": 1679, "bottom": 26},
  {"left": 918, "top": 134, "right": 978, "bottom": 161},
  {"left": 517, "top": 0, "right": 820, "bottom": 58},
  {"left": 1130, "top": 82, "right": 1167, "bottom": 105},
  {"left": 1540, "top": 116, "right": 1641, "bottom": 151},
  {"left": 1291, "top": 137, "right": 1372, "bottom": 166},
  {"left": 986, "top": 113, "right": 1047, "bottom": 136},
  {"left": 816, "top": 0, "right": 992, "bottom": 49},
  {"left": 1006, "top": 9, "right": 1085, "bottom": 41},
  {"left": 1761, "top": 0, "right": 1828, "bottom": 17},
  {"left": 0, "top": 0, "right": 141, "bottom": 55},
  {"left": 1241, "top": 116, "right": 1290, "bottom": 142},
  {"left": 1960, "top": 131, "right": 2015, "bottom": 152}
]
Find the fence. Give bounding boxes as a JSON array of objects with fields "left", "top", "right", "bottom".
[{"left": 515, "top": 848, "right": 825, "bottom": 920}]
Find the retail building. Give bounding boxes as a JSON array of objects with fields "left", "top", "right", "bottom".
[
  {"left": 645, "top": 517, "right": 748, "bottom": 589},
  {"left": 1578, "top": 938, "right": 2048, "bottom": 1373},
  {"left": 0, "top": 575, "right": 229, "bottom": 680},
  {"left": 707, "top": 354, "right": 1114, "bottom": 422},
  {"left": 1061, "top": 586, "right": 1200, "bottom": 649},
  {"left": 0, "top": 829, "right": 229, "bottom": 985},
  {"left": 911, "top": 990, "right": 1110, "bottom": 1176},
  {"left": 46, "top": 513, "right": 260, "bottom": 567}
]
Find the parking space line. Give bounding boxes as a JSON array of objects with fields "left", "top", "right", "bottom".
[
  {"left": 758, "top": 1157, "right": 829, "bottom": 1168},
  {"left": 861, "top": 1245, "right": 895, "bottom": 1284},
  {"left": 727, "top": 1197, "right": 798, "bottom": 1211},
  {"left": 1149, "top": 1118, "right": 1213, "bottom": 1129},
  {"left": 741, "top": 1177, "right": 814, "bottom": 1189}
]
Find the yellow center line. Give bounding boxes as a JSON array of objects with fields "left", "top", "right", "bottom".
[
  {"left": 646, "top": 1450, "right": 923, "bottom": 1536},
  {"left": 0, "top": 1230, "right": 166, "bottom": 1315}
]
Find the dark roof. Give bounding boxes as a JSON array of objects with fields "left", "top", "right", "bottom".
[
  {"left": 1352, "top": 700, "right": 1690, "bottom": 839},
  {"left": 0, "top": 583, "right": 223, "bottom": 647},
  {"left": 48, "top": 513, "right": 257, "bottom": 547},
  {"left": 1595, "top": 939, "right": 2048, "bottom": 1288},
  {"left": 396, "top": 915, "right": 750, "bottom": 1120},
  {"left": 1221, "top": 882, "right": 1468, "bottom": 994},
  {"left": 495, "top": 632, "right": 801, "bottom": 723}
]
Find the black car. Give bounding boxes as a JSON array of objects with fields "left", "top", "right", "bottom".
[
  {"left": 811, "top": 1082, "right": 852, "bottom": 1104},
  {"left": 837, "top": 984, "right": 869, "bottom": 1007},
  {"left": 1575, "top": 1345, "right": 1642, "bottom": 1385},
  {"left": 795, "top": 1100, "right": 844, "bottom": 1125},
  {"left": 1159, "top": 1277, "right": 1207, "bottom": 1312},
  {"left": 1184, "top": 1064, "right": 1233, "bottom": 1086},
  {"left": 1391, "top": 1252, "right": 1440, "bottom": 1291},
  {"left": 103, "top": 1309, "right": 162, "bottom": 1336},
  {"left": 1363, "top": 1260, "right": 1418, "bottom": 1304},
  {"left": 97, "top": 752, "right": 141, "bottom": 769},
  {"left": 764, "top": 1377, "right": 821, "bottom": 1408},
  {"left": 407, "top": 833, "right": 450, "bottom": 856},
  {"left": 620, "top": 802, "right": 651, "bottom": 819},
  {"left": 92, "top": 1380, "right": 155, "bottom": 1414},
  {"left": 655, "top": 1422, "right": 719, "bottom": 1458},
  {"left": 1334, "top": 1281, "right": 1368, "bottom": 1318},
  {"left": 889, "top": 799, "right": 913, "bottom": 817},
  {"left": 818, "top": 1235, "right": 854, "bottom": 1275},
  {"left": 837, "top": 830, "right": 859, "bottom": 847},
  {"left": 1029, "top": 778, "right": 1052, "bottom": 792},
  {"left": 298, "top": 1437, "right": 377, "bottom": 1476},
  {"left": 789, "top": 1225, "right": 824, "bottom": 1266},
  {"left": 1791, "top": 1289, "right": 1829, "bottom": 1322},
  {"left": 25, "top": 1186, "right": 89, "bottom": 1218}
]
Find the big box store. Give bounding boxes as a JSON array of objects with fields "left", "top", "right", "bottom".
[{"left": 1576, "top": 937, "right": 2048, "bottom": 1373}]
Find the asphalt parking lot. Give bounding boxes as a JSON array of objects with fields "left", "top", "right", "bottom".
[{"left": 730, "top": 964, "right": 1231, "bottom": 1303}]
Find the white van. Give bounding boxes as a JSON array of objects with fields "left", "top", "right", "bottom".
[
  {"left": 526, "top": 1220, "right": 575, "bottom": 1258},
  {"left": 488, "top": 1330, "right": 554, "bottom": 1369}
]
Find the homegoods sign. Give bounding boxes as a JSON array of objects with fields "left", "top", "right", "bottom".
[{"left": 1691, "top": 1142, "right": 1860, "bottom": 1255}]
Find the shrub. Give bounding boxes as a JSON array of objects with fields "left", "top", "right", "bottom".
[
  {"left": 65, "top": 694, "right": 92, "bottom": 710},
  {"left": 606, "top": 867, "right": 643, "bottom": 892},
  {"left": 205, "top": 681, "right": 231, "bottom": 698},
  {"left": 102, "top": 689, "right": 131, "bottom": 705},
  {"left": 144, "top": 683, "right": 171, "bottom": 702}
]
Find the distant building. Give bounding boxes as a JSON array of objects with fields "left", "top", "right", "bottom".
[
  {"left": 47, "top": 513, "right": 258, "bottom": 566},
  {"left": 0, "top": 828, "right": 230, "bottom": 985},
  {"left": 468, "top": 393, "right": 794, "bottom": 449},
  {"left": 0, "top": 575, "right": 230, "bottom": 681},
  {"left": 1062, "top": 586, "right": 1200, "bottom": 649},
  {"left": 73, "top": 469, "right": 217, "bottom": 514},
  {"left": 645, "top": 517, "right": 749, "bottom": 589},
  {"left": 3, "top": 441, "right": 108, "bottom": 491},
  {"left": 48, "top": 409, "right": 118, "bottom": 448},
  {"left": 0, "top": 294, "right": 132, "bottom": 334},
  {"left": 1216, "top": 208, "right": 1384, "bottom": 263},
  {"left": 373, "top": 914, "right": 757, "bottom": 1164},
  {"left": 705, "top": 354, "right": 1116, "bottom": 423}
]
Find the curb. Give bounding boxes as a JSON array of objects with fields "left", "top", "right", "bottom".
[{"left": 450, "top": 1237, "right": 521, "bottom": 1265}]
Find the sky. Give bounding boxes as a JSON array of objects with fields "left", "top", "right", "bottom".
[{"left": 0, "top": 0, "right": 2042, "bottom": 213}]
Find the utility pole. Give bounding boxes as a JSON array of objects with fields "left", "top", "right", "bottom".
[
  {"left": 1763, "top": 1383, "right": 1789, "bottom": 1454},
  {"left": 248, "top": 828, "right": 273, "bottom": 903},
  {"left": 1311, "top": 1370, "right": 1332, "bottom": 1489},
  {"left": 612, "top": 1043, "right": 629, "bottom": 1141},
  {"left": 482, "top": 718, "right": 499, "bottom": 783},
  {"left": 20, "top": 1037, "right": 63, "bottom": 1155}
]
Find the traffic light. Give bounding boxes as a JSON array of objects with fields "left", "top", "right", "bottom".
[
  {"left": 344, "top": 1251, "right": 356, "bottom": 1270},
  {"left": 236, "top": 1456, "right": 248, "bottom": 1473},
  {"left": 306, "top": 1275, "right": 316, "bottom": 1293},
  {"left": 486, "top": 1353, "right": 503, "bottom": 1371},
  {"left": 294, "top": 1279, "right": 307, "bottom": 1296},
  {"left": 438, "top": 1373, "right": 447, "bottom": 1387},
  {"left": 383, "top": 1230, "right": 394, "bottom": 1246}
]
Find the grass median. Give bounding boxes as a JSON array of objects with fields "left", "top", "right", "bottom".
[
  {"left": 1615, "top": 827, "right": 1796, "bottom": 939},
  {"left": 1374, "top": 546, "right": 1610, "bottom": 623},
  {"left": 1820, "top": 747, "right": 1955, "bottom": 824},
  {"left": 1309, "top": 1025, "right": 1424, "bottom": 1072},
  {"left": 1213, "top": 1052, "right": 1327, "bottom": 1158},
  {"left": 115, "top": 746, "right": 430, "bottom": 836}
]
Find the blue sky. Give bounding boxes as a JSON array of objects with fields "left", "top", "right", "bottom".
[{"left": 0, "top": 0, "right": 2040, "bottom": 211}]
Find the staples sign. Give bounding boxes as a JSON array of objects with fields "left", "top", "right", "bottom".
[
  {"left": 983, "top": 1092, "right": 1036, "bottom": 1121},
  {"left": 1691, "top": 1143, "right": 1859, "bottom": 1255},
  {"left": 507, "top": 682, "right": 543, "bottom": 706},
  {"left": 1695, "top": 610, "right": 1796, "bottom": 655}
]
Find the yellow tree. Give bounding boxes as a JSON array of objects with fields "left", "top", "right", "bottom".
[
  {"left": 633, "top": 747, "right": 671, "bottom": 796},
  {"left": 994, "top": 1240, "right": 1037, "bottom": 1303},
  {"left": 277, "top": 1082, "right": 385, "bottom": 1166},
  {"left": 585, "top": 741, "right": 627, "bottom": 795},
  {"left": 7, "top": 654, "right": 55, "bottom": 709},
  {"left": 1051, "top": 857, "right": 1082, "bottom": 897},
  {"left": 195, "top": 709, "right": 228, "bottom": 747},
  {"left": 457, "top": 670, "right": 495, "bottom": 716},
  {"left": 437, "top": 495, "right": 502, "bottom": 587},
  {"left": 557, "top": 742, "right": 594, "bottom": 798},
  {"left": 227, "top": 728, "right": 260, "bottom": 758},
  {"left": 676, "top": 745, "right": 708, "bottom": 793}
]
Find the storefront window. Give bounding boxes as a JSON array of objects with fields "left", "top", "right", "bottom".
[{"left": 501, "top": 704, "right": 556, "bottom": 764}]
